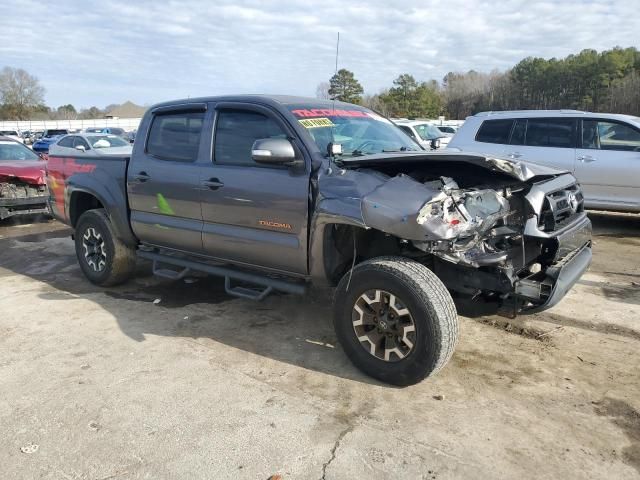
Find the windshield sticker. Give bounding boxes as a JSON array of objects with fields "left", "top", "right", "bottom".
[
  {"left": 292, "top": 109, "right": 369, "bottom": 118},
  {"left": 299, "top": 118, "right": 335, "bottom": 129}
]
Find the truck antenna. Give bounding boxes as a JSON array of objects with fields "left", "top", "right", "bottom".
[{"left": 335, "top": 31, "right": 340, "bottom": 74}]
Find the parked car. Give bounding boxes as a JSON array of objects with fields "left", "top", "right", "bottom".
[
  {"left": 85, "top": 127, "right": 127, "bottom": 137},
  {"left": 50, "top": 133, "right": 133, "bottom": 157},
  {"left": 448, "top": 110, "right": 640, "bottom": 212},
  {"left": 0, "top": 137, "right": 49, "bottom": 219},
  {"left": 47, "top": 95, "right": 591, "bottom": 385},
  {"left": 32, "top": 129, "right": 70, "bottom": 156},
  {"left": 0, "top": 129, "right": 24, "bottom": 144},
  {"left": 394, "top": 120, "right": 451, "bottom": 149}
]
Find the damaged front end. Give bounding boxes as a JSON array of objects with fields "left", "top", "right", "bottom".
[
  {"left": 315, "top": 152, "right": 592, "bottom": 314},
  {"left": 0, "top": 180, "right": 49, "bottom": 220}
]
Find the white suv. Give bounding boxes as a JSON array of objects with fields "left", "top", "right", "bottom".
[{"left": 448, "top": 110, "right": 640, "bottom": 212}]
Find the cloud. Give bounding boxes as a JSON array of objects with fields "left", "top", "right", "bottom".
[{"left": 0, "top": 0, "right": 637, "bottom": 107}]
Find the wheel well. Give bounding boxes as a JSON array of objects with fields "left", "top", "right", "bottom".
[
  {"left": 70, "top": 192, "right": 104, "bottom": 227},
  {"left": 323, "top": 224, "right": 417, "bottom": 285}
]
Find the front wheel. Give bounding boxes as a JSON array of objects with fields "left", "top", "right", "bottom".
[
  {"left": 74, "top": 209, "right": 136, "bottom": 286},
  {"left": 333, "top": 257, "right": 458, "bottom": 386}
]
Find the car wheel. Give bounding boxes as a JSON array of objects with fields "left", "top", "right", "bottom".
[
  {"left": 74, "top": 209, "right": 136, "bottom": 286},
  {"left": 333, "top": 256, "right": 458, "bottom": 386}
]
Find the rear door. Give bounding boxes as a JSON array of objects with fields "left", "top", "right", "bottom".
[
  {"left": 199, "top": 102, "right": 310, "bottom": 275},
  {"left": 504, "top": 118, "right": 577, "bottom": 172},
  {"left": 575, "top": 119, "right": 640, "bottom": 210},
  {"left": 127, "top": 105, "right": 207, "bottom": 253}
]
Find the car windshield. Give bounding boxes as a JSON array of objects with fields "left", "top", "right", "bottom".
[
  {"left": 287, "top": 104, "right": 420, "bottom": 157},
  {"left": 0, "top": 141, "right": 41, "bottom": 161},
  {"left": 44, "top": 130, "right": 68, "bottom": 137},
  {"left": 0, "top": 130, "right": 19, "bottom": 136},
  {"left": 88, "top": 135, "right": 129, "bottom": 148},
  {"left": 413, "top": 123, "right": 444, "bottom": 140}
]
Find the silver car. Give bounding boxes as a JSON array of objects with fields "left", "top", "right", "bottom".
[
  {"left": 448, "top": 110, "right": 640, "bottom": 212},
  {"left": 50, "top": 133, "right": 133, "bottom": 157}
]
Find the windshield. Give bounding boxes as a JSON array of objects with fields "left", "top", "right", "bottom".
[
  {"left": 44, "top": 129, "right": 68, "bottom": 137},
  {"left": 413, "top": 123, "right": 444, "bottom": 141},
  {"left": 88, "top": 135, "right": 129, "bottom": 148},
  {"left": 0, "top": 130, "right": 19, "bottom": 136},
  {"left": 0, "top": 141, "right": 41, "bottom": 161},
  {"left": 287, "top": 104, "right": 421, "bottom": 157}
]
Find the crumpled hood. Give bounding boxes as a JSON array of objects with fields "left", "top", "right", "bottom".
[
  {"left": 340, "top": 151, "right": 566, "bottom": 182},
  {"left": 0, "top": 160, "right": 47, "bottom": 185}
]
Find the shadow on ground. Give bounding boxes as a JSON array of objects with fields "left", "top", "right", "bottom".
[{"left": 1, "top": 210, "right": 638, "bottom": 386}]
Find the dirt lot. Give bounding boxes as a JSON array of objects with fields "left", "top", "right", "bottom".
[{"left": 1, "top": 212, "right": 639, "bottom": 479}]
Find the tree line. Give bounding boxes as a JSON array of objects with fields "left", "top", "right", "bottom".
[
  {"left": 3, "top": 46, "right": 639, "bottom": 121},
  {"left": 322, "top": 46, "right": 640, "bottom": 119},
  {"left": 0, "top": 66, "right": 118, "bottom": 121}
]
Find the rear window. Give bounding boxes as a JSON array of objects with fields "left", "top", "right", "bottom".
[
  {"left": 147, "top": 111, "right": 204, "bottom": 162},
  {"left": 45, "top": 129, "right": 69, "bottom": 137},
  {"left": 525, "top": 119, "right": 575, "bottom": 148},
  {"left": 475, "top": 119, "right": 513, "bottom": 144}
]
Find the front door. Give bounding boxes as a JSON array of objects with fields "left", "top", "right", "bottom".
[
  {"left": 127, "top": 106, "right": 207, "bottom": 253},
  {"left": 199, "top": 103, "right": 310, "bottom": 275},
  {"left": 575, "top": 119, "right": 640, "bottom": 210}
]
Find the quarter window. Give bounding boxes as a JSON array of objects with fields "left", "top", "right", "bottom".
[
  {"left": 214, "top": 109, "right": 287, "bottom": 166},
  {"left": 525, "top": 119, "right": 575, "bottom": 148},
  {"left": 475, "top": 119, "right": 513, "bottom": 144},
  {"left": 583, "top": 120, "right": 640, "bottom": 151},
  {"left": 147, "top": 111, "right": 204, "bottom": 162}
]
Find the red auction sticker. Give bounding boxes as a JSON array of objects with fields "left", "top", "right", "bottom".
[{"left": 291, "top": 109, "right": 369, "bottom": 118}]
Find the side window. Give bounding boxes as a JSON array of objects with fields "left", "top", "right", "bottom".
[
  {"left": 73, "top": 137, "right": 90, "bottom": 150},
  {"left": 398, "top": 125, "right": 417, "bottom": 140},
  {"left": 525, "top": 119, "right": 575, "bottom": 148},
  {"left": 147, "top": 111, "right": 204, "bottom": 162},
  {"left": 510, "top": 119, "right": 526, "bottom": 145},
  {"left": 58, "top": 136, "right": 74, "bottom": 147},
  {"left": 584, "top": 120, "right": 640, "bottom": 152},
  {"left": 475, "top": 119, "right": 513, "bottom": 144},
  {"left": 214, "top": 109, "right": 287, "bottom": 166}
]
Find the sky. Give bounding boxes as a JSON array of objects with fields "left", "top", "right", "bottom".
[{"left": 0, "top": 0, "right": 638, "bottom": 109}]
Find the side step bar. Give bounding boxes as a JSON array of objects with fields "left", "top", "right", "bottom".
[{"left": 137, "top": 250, "right": 306, "bottom": 300}]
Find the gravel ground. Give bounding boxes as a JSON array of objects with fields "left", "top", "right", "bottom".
[{"left": 0, "top": 211, "right": 639, "bottom": 480}]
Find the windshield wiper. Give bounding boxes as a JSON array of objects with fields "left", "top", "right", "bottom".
[{"left": 382, "top": 147, "right": 415, "bottom": 153}]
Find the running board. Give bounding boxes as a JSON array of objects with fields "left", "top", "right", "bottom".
[{"left": 137, "top": 250, "right": 306, "bottom": 300}]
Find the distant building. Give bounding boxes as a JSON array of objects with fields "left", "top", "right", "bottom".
[{"left": 104, "top": 101, "right": 147, "bottom": 119}]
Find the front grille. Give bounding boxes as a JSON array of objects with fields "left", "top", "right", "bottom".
[{"left": 539, "top": 184, "right": 584, "bottom": 232}]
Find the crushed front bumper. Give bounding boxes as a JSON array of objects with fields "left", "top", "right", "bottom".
[
  {"left": 0, "top": 195, "right": 49, "bottom": 220},
  {"left": 516, "top": 214, "right": 592, "bottom": 313}
]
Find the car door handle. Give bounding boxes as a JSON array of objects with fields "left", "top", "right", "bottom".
[
  {"left": 577, "top": 155, "right": 596, "bottom": 163},
  {"left": 133, "top": 172, "right": 151, "bottom": 182},
  {"left": 202, "top": 178, "right": 224, "bottom": 190},
  {"left": 507, "top": 152, "right": 522, "bottom": 159}
]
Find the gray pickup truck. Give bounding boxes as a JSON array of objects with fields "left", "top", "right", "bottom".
[{"left": 47, "top": 95, "right": 592, "bottom": 385}]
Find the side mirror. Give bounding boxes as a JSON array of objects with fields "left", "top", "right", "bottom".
[
  {"left": 75, "top": 145, "right": 86, "bottom": 152},
  {"left": 430, "top": 138, "right": 440, "bottom": 150},
  {"left": 251, "top": 138, "right": 301, "bottom": 166}
]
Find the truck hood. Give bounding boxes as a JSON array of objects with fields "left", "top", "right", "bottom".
[
  {"left": 339, "top": 151, "right": 565, "bottom": 182},
  {"left": 0, "top": 160, "right": 47, "bottom": 185}
]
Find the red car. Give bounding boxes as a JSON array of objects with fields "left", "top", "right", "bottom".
[{"left": 0, "top": 136, "right": 49, "bottom": 220}]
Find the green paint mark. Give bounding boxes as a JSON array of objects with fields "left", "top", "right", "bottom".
[{"left": 156, "top": 193, "right": 175, "bottom": 215}]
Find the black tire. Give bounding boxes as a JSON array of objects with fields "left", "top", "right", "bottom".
[
  {"left": 74, "top": 209, "right": 136, "bottom": 286},
  {"left": 333, "top": 256, "right": 458, "bottom": 386}
]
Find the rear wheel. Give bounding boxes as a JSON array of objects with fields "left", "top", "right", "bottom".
[
  {"left": 74, "top": 209, "right": 136, "bottom": 286},
  {"left": 333, "top": 256, "right": 458, "bottom": 386}
]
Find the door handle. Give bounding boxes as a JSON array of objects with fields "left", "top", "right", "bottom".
[
  {"left": 507, "top": 152, "right": 522, "bottom": 159},
  {"left": 577, "top": 155, "right": 596, "bottom": 163},
  {"left": 133, "top": 172, "right": 151, "bottom": 182},
  {"left": 202, "top": 178, "right": 224, "bottom": 190}
]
